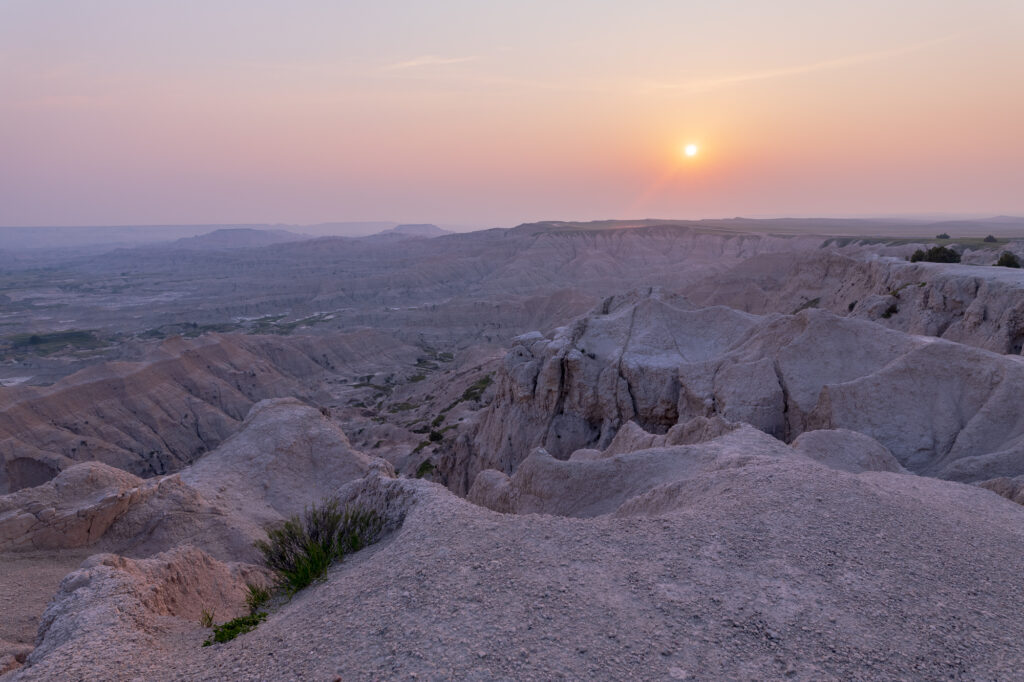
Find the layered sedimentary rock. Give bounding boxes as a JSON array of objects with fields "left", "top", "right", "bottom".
[
  {"left": 0, "top": 399, "right": 390, "bottom": 560},
  {"left": 457, "top": 290, "right": 1024, "bottom": 492},
  {"left": 0, "top": 331, "right": 414, "bottom": 494},
  {"left": 687, "top": 250, "right": 1024, "bottom": 355},
  {"left": 25, "top": 547, "right": 270, "bottom": 672}
]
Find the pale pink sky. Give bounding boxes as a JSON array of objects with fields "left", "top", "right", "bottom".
[{"left": 1, "top": 1, "right": 1022, "bottom": 227}]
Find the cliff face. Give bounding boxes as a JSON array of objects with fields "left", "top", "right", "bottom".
[
  {"left": 687, "top": 250, "right": 1024, "bottom": 355},
  {"left": 451, "top": 290, "right": 1024, "bottom": 493}
]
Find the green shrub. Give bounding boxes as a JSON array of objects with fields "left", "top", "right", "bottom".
[
  {"left": 203, "top": 612, "right": 267, "bottom": 646},
  {"left": 254, "top": 499, "right": 383, "bottom": 594},
  {"left": 995, "top": 251, "right": 1021, "bottom": 268},
  {"left": 910, "top": 246, "right": 960, "bottom": 263},
  {"left": 881, "top": 303, "right": 899, "bottom": 319},
  {"left": 935, "top": 232, "right": 950, "bottom": 239}
]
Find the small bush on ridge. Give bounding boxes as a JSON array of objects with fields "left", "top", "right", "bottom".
[
  {"left": 995, "top": 251, "right": 1021, "bottom": 268},
  {"left": 255, "top": 498, "right": 383, "bottom": 594},
  {"left": 910, "top": 246, "right": 960, "bottom": 263}
]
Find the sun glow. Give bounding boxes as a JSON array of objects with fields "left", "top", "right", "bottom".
[{"left": 683, "top": 143, "right": 699, "bottom": 157}]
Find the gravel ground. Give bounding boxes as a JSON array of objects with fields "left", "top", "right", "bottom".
[{"left": 0, "top": 550, "right": 93, "bottom": 668}]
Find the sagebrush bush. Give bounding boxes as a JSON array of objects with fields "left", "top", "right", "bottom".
[
  {"left": 910, "top": 246, "right": 960, "bottom": 263},
  {"left": 255, "top": 498, "right": 383, "bottom": 593},
  {"left": 995, "top": 251, "right": 1021, "bottom": 268}
]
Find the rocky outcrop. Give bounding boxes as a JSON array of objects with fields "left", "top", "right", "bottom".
[
  {"left": 468, "top": 425, "right": 911, "bottom": 518},
  {"left": 0, "top": 399, "right": 391, "bottom": 561},
  {"left": 687, "top": 250, "right": 1024, "bottom": 355},
  {"left": 0, "top": 463, "right": 145, "bottom": 551},
  {"left": 977, "top": 476, "right": 1024, "bottom": 505},
  {"left": 0, "top": 331, "right": 415, "bottom": 494},
  {"left": 468, "top": 425, "right": 793, "bottom": 517},
  {"left": 791, "top": 429, "right": 905, "bottom": 474},
  {"left": 455, "top": 290, "right": 1024, "bottom": 490},
  {"left": 24, "top": 546, "right": 270, "bottom": 672}
]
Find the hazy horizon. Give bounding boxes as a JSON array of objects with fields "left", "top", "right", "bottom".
[{"left": 2, "top": 1, "right": 1023, "bottom": 227}]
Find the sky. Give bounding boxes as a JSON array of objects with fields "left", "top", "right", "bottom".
[{"left": 1, "top": 1, "right": 1022, "bottom": 229}]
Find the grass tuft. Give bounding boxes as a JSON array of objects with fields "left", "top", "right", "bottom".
[
  {"left": 255, "top": 498, "right": 383, "bottom": 594},
  {"left": 245, "top": 583, "right": 271, "bottom": 612}
]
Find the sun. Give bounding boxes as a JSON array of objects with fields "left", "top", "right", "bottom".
[{"left": 683, "top": 143, "right": 699, "bottom": 158}]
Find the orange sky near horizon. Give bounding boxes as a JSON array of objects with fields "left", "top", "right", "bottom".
[{"left": 1, "top": 1, "right": 1022, "bottom": 228}]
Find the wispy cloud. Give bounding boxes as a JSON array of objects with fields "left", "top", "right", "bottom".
[
  {"left": 384, "top": 55, "right": 478, "bottom": 71},
  {"left": 642, "top": 37, "right": 955, "bottom": 94}
]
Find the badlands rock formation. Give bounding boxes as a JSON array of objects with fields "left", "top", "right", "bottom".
[
  {"left": 2, "top": 221, "right": 1024, "bottom": 679},
  {"left": 0, "top": 398, "right": 387, "bottom": 560},
  {"left": 687, "top": 249, "right": 1024, "bottom": 355},
  {"left": 0, "top": 331, "right": 415, "bottom": 494},
  {"left": 0, "top": 398, "right": 389, "bottom": 669},
  {"left": 459, "top": 289, "right": 1024, "bottom": 493}
]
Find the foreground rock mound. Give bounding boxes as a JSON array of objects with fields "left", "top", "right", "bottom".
[
  {"left": 461, "top": 290, "right": 1024, "bottom": 490},
  {"left": 12, "top": 459, "right": 1024, "bottom": 680}
]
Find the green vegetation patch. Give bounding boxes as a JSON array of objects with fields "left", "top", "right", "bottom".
[
  {"left": 255, "top": 498, "right": 383, "bottom": 594},
  {"left": 461, "top": 374, "right": 493, "bottom": 402},
  {"left": 910, "top": 246, "right": 961, "bottom": 263},
  {"left": 4, "top": 330, "right": 104, "bottom": 356},
  {"left": 415, "top": 459, "right": 436, "bottom": 478},
  {"left": 995, "top": 251, "right": 1021, "bottom": 268},
  {"left": 203, "top": 612, "right": 267, "bottom": 646},
  {"left": 245, "top": 583, "right": 271, "bottom": 611}
]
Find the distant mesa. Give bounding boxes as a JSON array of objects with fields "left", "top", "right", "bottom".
[
  {"left": 379, "top": 223, "right": 451, "bottom": 238},
  {"left": 168, "top": 228, "right": 311, "bottom": 250}
]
